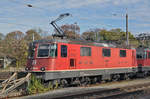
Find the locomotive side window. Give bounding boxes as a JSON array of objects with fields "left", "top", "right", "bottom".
[
  {"left": 49, "top": 44, "right": 57, "bottom": 57},
  {"left": 120, "top": 50, "right": 126, "bottom": 57},
  {"left": 61, "top": 45, "right": 67, "bottom": 57},
  {"left": 38, "top": 44, "right": 49, "bottom": 57},
  {"left": 102, "top": 48, "right": 111, "bottom": 57},
  {"left": 80, "top": 47, "right": 91, "bottom": 56}
]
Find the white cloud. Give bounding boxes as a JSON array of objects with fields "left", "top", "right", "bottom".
[
  {"left": 135, "top": 23, "right": 150, "bottom": 27},
  {"left": 32, "top": 0, "right": 113, "bottom": 9},
  {"left": 112, "top": 0, "right": 140, "bottom": 5},
  {"left": 31, "top": 0, "right": 142, "bottom": 9}
]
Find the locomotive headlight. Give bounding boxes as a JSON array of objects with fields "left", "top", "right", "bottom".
[
  {"left": 40, "top": 67, "right": 45, "bottom": 71},
  {"left": 25, "top": 67, "right": 29, "bottom": 71}
]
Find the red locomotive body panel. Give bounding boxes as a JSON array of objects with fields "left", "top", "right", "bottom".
[
  {"left": 27, "top": 40, "right": 137, "bottom": 72},
  {"left": 26, "top": 39, "right": 142, "bottom": 81}
]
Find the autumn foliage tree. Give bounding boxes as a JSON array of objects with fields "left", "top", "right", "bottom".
[
  {"left": 24, "top": 29, "right": 42, "bottom": 44},
  {"left": 3, "top": 31, "right": 24, "bottom": 56},
  {"left": 82, "top": 28, "right": 138, "bottom": 47},
  {"left": 0, "top": 33, "right": 4, "bottom": 41},
  {"left": 2, "top": 31, "right": 28, "bottom": 67},
  {"left": 60, "top": 23, "right": 80, "bottom": 39},
  {"left": 82, "top": 28, "right": 101, "bottom": 41},
  {"left": 0, "top": 33, "right": 4, "bottom": 53},
  {"left": 0, "top": 29, "right": 44, "bottom": 68}
]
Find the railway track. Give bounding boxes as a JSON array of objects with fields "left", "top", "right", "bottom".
[
  {"left": 52, "top": 82, "right": 150, "bottom": 99},
  {"left": 14, "top": 78, "right": 150, "bottom": 99}
]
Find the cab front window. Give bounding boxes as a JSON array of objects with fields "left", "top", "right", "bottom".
[
  {"left": 38, "top": 44, "right": 49, "bottom": 57},
  {"left": 37, "top": 43, "right": 57, "bottom": 58}
]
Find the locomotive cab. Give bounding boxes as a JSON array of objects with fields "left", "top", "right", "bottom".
[{"left": 26, "top": 41, "right": 58, "bottom": 71}]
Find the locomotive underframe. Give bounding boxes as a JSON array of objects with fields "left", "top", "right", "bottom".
[{"left": 32, "top": 67, "right": 138, "bottom": 81}]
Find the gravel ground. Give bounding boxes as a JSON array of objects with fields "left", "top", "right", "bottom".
[
  {"left": 139, "top": 95, "right": 150, "bottom": 99},
  {"left": 13, "top": 77, "right": 150, "bottom": 99}
]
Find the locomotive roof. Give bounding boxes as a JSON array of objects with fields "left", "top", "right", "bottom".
[{"left": 32, "top": 38, "right": 116, "bottom": 48}]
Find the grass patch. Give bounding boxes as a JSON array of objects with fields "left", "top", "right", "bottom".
[{"left": 27, "top": 74, "right": 54, "bottom": 94}]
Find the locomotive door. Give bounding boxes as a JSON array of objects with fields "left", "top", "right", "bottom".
[
  {"left": 69, "top": 48, "right": 76, "bottom": 69},
  {"left": 102, "top": 48, "right": 111, "bottom": 68},
  {"left": 132, "top": 50, "right": 135, "bottom": 66}
]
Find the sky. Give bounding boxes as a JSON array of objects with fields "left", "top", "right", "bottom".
[{"left": 0, "top": 0, "right": 150, "bottom": 36}]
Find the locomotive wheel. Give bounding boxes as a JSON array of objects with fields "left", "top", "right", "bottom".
[
  {"left": 52, "top": 80, "right": 59, "bottom": 89},
  {"left": 92, "top": 77, "right": 98, "bottom": 84},
  {"left": 144, "top": 71, "right": 148, "bottom": 77},
  {"left": 80, "top": 77, "right": 86, "bottom": 86},
  {"left": 85, "top": 77, "right": 91, "bottom": 85},
  {"left": 124, "top": 74, "right": 130, "bottom": 80},
  {"left": 112, "top": 74, "right": 120, "bottom": 81},
  {"left": 76, "top": 78, "right": 81, "bottom": 86},
  {"left": 60, "top": 79, "right": 68, "bottom": 88},
  {"left": 72, "top": 78, "right": 81, "bottom": 86},
  {"left": 80, "top": 77, "right": 90, "bottom": 86}
]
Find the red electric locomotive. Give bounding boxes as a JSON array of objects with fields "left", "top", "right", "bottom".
[{"left": 26, "top": 39, "right": 138, "bottom": 85}]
